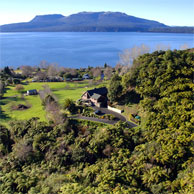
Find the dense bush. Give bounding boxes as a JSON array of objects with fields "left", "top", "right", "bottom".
[{"left": 0, "top": 49, "right": 193, "bottom": 193}]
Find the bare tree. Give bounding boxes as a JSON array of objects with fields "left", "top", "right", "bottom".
[
  {"left": 21, "top": 66, "right": 34, "bottom": 77},
  {"left": 12, "top": 139, "right": 33, "bottom": 162},
  {"left": 118, "top": 44, "right": 150, "bottom": 75},
  {"left": 119, "top": 44, "right": 150, "bottom": 67},
  {"left": 39, "top": 85, "right": 52, "bottom": 102},
  {"left": 91, "top": 67, "right": 102, "bottom": 78},
  {"left": 39, "top": 85, "right": 64, "bottom": 124},
  {"left": 119, "top": 65, "right": 131, "bottom": 76},
  {"left": 39, "top": 60, "right": 49, "bottom": 69},
  {"left": 115, "top": 63, "right": 123, "bottom": 73},
  {"left": 104, "top": 67, "right": 113, "bottom": 80},
  {"left": 180, "top": 43, "right": 189, "bottom": 50},
  {"left": 45, "top": 100, "right": 65, "bottom": 125},
  {"left": 154, "top": 44, "right": 171, "bottom": 51},
  {"left": 47, "top": 64, "right": 60, "bottom": 77},
  {"left": 69, "top": 68, "right": 78, "bottom": 76},
  {"left": 35, "top": 71, "right": 47, "bottom": 81},
  {"left": 15, "top": 84, "right": 24, "bottom": 93}
]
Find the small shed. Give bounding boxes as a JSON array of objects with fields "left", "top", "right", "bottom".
[
  {"left": 27, "top": 89, "right": 38, "bottom": 95},
  {"left": 83, "top": 74, "right": 90, "bottom": 79}
]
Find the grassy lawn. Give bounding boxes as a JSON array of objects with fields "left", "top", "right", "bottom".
[
  {"left": 116, "top": 104, "right": 139, "bottom": 121},
  {"left": 0, "top": 81, "right": 97, "bottom": 125}
]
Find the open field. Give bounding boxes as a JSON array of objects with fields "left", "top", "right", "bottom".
[{"left": 0, "top": 81, "right": 104, "bottom": 125}]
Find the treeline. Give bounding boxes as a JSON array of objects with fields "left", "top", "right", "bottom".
[
  {"left": 0, "top": 49, "right": 193, "bottom": 193},
  {"left": 0, "top": 66, "right": 25, "bottom": 99},
  {"left": 0, "top": 62, "right": 115, "bottom": 81},
  {"left": 149, "top": 26, "right": 194, "bottom": 34}
]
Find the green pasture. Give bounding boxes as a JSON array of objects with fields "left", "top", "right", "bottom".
[{"left": 0, "top": 81, "right": 96, "bottom": 125}]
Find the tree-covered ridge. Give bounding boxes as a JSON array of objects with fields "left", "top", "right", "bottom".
[
  {"left": 1, "top": 12, "right": 194, "bottom": 33},
  {"left": 0, "top": 49, "right": 193, "bottom": 193},
  {"left": 122, "top": 49, "right": 194, "bottom": 193}
]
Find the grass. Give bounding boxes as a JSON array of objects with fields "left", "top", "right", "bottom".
[
  {"left": 116, "top": 104, "right": 139, "bottom": 121},
  {"left": 116, "top": 103, "right": 147, "bottom": 126},
  {"left": 0, "top": 81, "right": 99, "bottom": 126}
]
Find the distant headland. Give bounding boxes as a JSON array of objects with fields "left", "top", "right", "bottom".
[{"left": 0, "top": 12, "right": 193, "bottom": 33}]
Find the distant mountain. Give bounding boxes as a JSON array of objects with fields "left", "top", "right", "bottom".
[{"left": 0, "top": 12, "right": 193, "bottom": 33}]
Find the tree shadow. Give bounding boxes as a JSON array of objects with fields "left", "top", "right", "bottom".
[
  {"left": 0, "top": 109, "right": 10, "bottom": 120},
  {"left": 119, "top": 90, "right": 142, "bottom": 105},
  {"left": 21, "top": 81, "right": 29, "bottom": 85},
  {"left": 0, "top": 96, "right": 20, "bottom": 106},
  {"left": 4, "top": 88, "right": 10, "bottom": 93}
]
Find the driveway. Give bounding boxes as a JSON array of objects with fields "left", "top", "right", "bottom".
[
  {"left": 69, "top": 106, "right": 137, "bottom": 128},
  {"left": 69, "top": 115, "right": 117, "bottom": 125},
  {"left": 93, "top": 107, "right": 126, "bottom": 121},
  {"left": 93, "top": 106, "right": 137, "bottom": 128}
]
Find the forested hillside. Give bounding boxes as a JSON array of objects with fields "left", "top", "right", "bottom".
[
  {"left": 0, "top": 49, "right": 193, "bottom": 193},
  {"left": 1, "top": 12, "right": 193, "bottom": 33}
]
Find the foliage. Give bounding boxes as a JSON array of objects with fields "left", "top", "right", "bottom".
[
  {"left": 0, "top": 81, "right": 5, "bottom": 98},
  {"left": 63, "top": 98, "right": 76, "bottom": 113},
  {"left": 120, "top": 49, "right": 194, "bottom": 193},
  {"left": 0, "top": 125, "right": 12, "bottom": 156},
  {"left": 0, "top": 49, "right": 193, "bottom": 193},
  {"left": 108, "top": 74, "right": 123, "bottom": 102}
]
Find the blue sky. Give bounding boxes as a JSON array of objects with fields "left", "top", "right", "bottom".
[{"left": 0, "top": 0, "right": 193, "bottom": 26}]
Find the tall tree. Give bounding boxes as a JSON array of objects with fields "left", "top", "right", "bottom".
[
  {"left": 108, "top": 74, "right": 122, "bottom": 102},
  {"left": 0, "top": 81, "right": 5, "bottom": 99}
]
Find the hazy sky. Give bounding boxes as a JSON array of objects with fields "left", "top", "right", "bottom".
[{"left": 0, "top": 0, "right": 193, "bottom": 26}]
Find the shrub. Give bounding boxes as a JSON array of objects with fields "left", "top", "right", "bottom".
[
  {"left": 15, "top": 84, "right": 24, "bottom": 94},
  {"left": 63, "top": 98, "right": 76, "bottom": 114}
]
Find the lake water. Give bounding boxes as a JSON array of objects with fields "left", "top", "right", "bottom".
[{"left": 0, "top": 32, "right": 193, "bottom": 68}]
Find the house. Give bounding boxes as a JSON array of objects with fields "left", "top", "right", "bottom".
[
  {"left": 65, "top": 78, "right": 71, "bottom": 81},
  {"left": 90, "top": 93, "right": 107, "bottom": 107},
  {"left": 72, "top": 78, "right": 83, "bottom": 81},
  {"left": 27, "top": 89, "right": 38, "bottom": 95},
  {"left": 81, "top": 87, "right": 108, "bottom": 107}
]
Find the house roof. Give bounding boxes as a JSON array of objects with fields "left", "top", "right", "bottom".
[
  {"left": 91, "top": 93, "right": 102, "bottom": 100},
  {"left": 83, "top": 74, "right": 90, "bottom": 78},
  {"left": 86, "top": 87, "right": 108, "bottom": 97},
  {"left": 27, "top": 89, "right": 37, "bottom": 92}
]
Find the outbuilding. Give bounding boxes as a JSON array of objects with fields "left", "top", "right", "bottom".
[
  {"left": 83, "top": 74, "right": 90, "bottom": 79},
  {"left": 27, "top": 89, "right": 38, "bottom": 95}
]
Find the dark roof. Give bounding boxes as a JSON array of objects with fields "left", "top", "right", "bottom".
[
  {"left": 87, "top": 87, "right": 108, "bottom": 97},
  {"left": 83, "top": 74, "right": 90, "bottom": 78},
  {"left": 91, "top": 93, "right": 102, "bottom": 100},
  {"left": 28, "top": 89, "right": 37, "bottom": 92}
]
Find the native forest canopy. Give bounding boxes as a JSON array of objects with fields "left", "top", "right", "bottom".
[{"left": 0, "top": 49, "right": 194, "bottom": 193}]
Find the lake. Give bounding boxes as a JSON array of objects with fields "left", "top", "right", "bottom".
[{"left": 0, "top": 32, "right": 193, "bottom": 68}]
